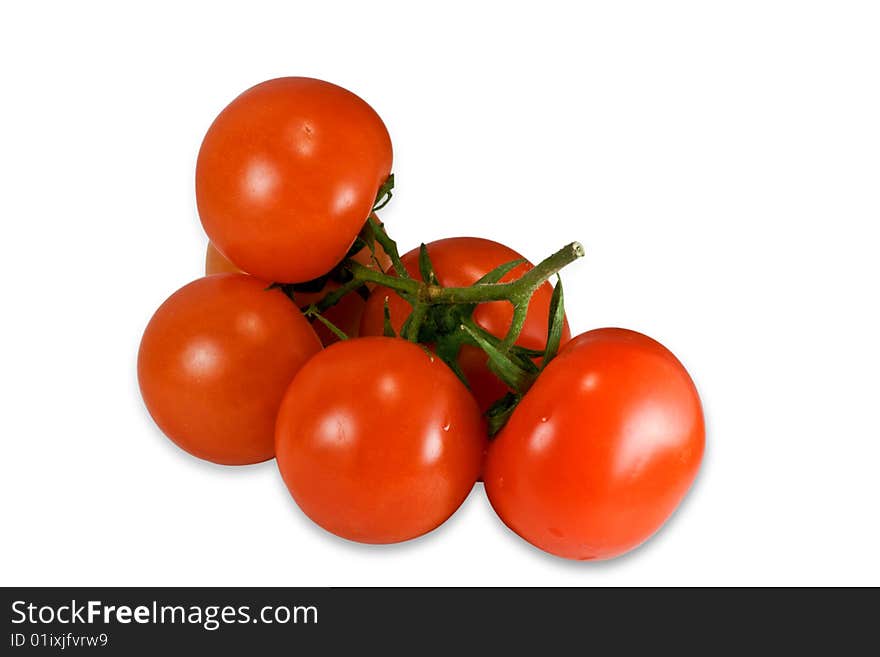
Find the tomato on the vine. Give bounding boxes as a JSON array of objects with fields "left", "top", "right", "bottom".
[
  {"left": 484, "top": 328, "right": 705, "bottom": 560},
  {"left": 143, "top": 70, "right": 705, "bottom": 561},
  {"left": 359, "top": 237, "right": 571, "bottom": 411},
  {"left": 196, "top": 77, "right": 393, "bottom": 283},
  {"left": 275, "top": 337, "right": 485, "bottom": 544},
  {"left": 138, "top": 273, "right": 322, "bottom": 465}
]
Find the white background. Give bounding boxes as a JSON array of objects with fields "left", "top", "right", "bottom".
[{"left": 1, "top": 1, "right": 878, "bottom": 586}]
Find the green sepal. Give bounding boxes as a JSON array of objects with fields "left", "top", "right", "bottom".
[
  {"left": 372, "top": 174, "right": 395, "bottom": 212},
  {"left": 418, "top": 243, "right": 439, "bottom": 285},
  {"left": 474, "top": 258, "right": 526, "bottom": 285},
  {"left": 382, "top": 298, "right": 397, "bottom": 338},
  {"left": 461, "top": 323, "right": 535, "bottom": 392},
  {"left": 303, "top": 305, "right": 349, "bottom": 341},
  {"left": 541, "top": 277, "right": 566, "bottom": 369},
  {"left": 435, "top": 335, "right": 470, "bottom": 389},
  {"left": 485, "top": 392, "right": 521, "bottom": 436},
  {"left": 510, "top": 345, "right": 545, "bottom": 359},
  {"left": 367, "top": 215, "right": 408, "bottom": 279}
]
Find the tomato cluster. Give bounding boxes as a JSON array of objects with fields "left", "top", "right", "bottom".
[{"left": 138, "top": 77, "right": 705, "bottom": 560}]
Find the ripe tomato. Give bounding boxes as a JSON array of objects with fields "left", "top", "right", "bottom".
[
  {"left": 275, "top": 337, "right": 485, "bottom": 544},
  {"left": 205, "top": 227, "right": 390, "bottom": 345},
  {"left": 484, "top": 328, "right": 705, "bottom": 560},
  {"left": 359, "top": 237, "right": 571, "bottom": 411},
  {"left": 138, "top": 274, "right": 322, "bottom": 465},
  {"left": 204, "top": 241, "right": 242, "bottom": 275},
  {"left": 196, "top": 77, "right": 393, "bottom": 283}
]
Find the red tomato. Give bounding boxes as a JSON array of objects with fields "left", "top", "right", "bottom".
[
  {"left": 138, "top": 274, "right": 322, "bottom": 465},
  {"left": 196, "top": 77, "right": 393, "bottom": 283},
  {"left": 359, "top": 237, "right": 571, "bottom": 411},
  {"left": 203, "top": 241, "right": 360, "bottom": 345},
  {"left": 205, "top": 230, "right": 391, "bottom": 345},
  {"left": 484, "top": 328, "right": 705, "bottom": 560},
  {"left": 275, "top": 337, "right": 485, "bottom": 544},
  {"left": 204, "top": 241, "right": 242, "bottom": 275}
]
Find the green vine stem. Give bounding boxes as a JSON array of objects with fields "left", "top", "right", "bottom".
[
  {"left": 348, "top": 260, "right": 420, "bottom": 296},
  {"left": 347, "top": 240, "right": 584, "bottom": 309},
  {"left": 339, "top": 234, "right": 583, "bottom": 408},
  {"left": 302, "top": 306, "right": 349, "bottom": 342},
  {"left": 290, "top": 179, "right": 585, "bottom": 433},
  {"left": 310, "top": 278, "right": 366, "bottom": 313},
  {"left": 428, "top": 242, "right": 584, "bottom": 304},
  {"left": 367, "top": 215, "right": 408, "bottom": 279}
]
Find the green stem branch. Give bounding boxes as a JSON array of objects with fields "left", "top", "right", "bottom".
[
  {"left": 502, "top": 301, "right": 531, "bottom": 349},
  {"left": 308, "top": 278, "right": 366, "bottom": 313},
  {"left": 368, "top": 215, "right": 409, "bottom": 279},
  {"left": 424, "top": 242, "right": 583, "bottom": 305},
  {"left": 347, "top": 241, "right": 584, "bottom": 308},
  {"left": 347, "top": 261, "right": 420, "bottom": 297},
  {"left": 303, "top": 307, "right": 349, "bottom": 341}
]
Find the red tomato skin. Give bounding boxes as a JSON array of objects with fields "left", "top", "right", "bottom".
[
  {"left": 138, "top": 274, "right": 322, "bottom": 465},
  {"left": 196, "top": 77, "right": 392, "bottom": 283},
  {"left": 204, "top": 241, "right": 364, "bottom": 345},
  {"left": 484, "top": 328, "right": 705, "bottom": 561},
  {"left": 359, "top": 237, "right": 571, "bottom": 411},
  {"left": 275, "top": 337, "right": 485, "bottom": 544},
  {"left": 204, "top": 241, "right": 242, "bottom": 275},
  {"left": 205, "top": 230, "right": 391, "bottom": 346}
]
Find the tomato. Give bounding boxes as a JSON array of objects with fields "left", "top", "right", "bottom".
[
  {"left": 484, "top": 328, "right": 705, "bottom": 560},
  {"left": 204, "top": 241, "right": 242, "bottom": 275},
  {"left": 204, "top": 227, "right": 390, "bottom": 345},
  {"left": 203, "top": 241, "right": 361, "bottom": 345},
  {"left": 205, "top": 233, "right": 390, "bottom": 280},
  {"left": 196, "top": 77, "right": 393, "bottom": 283},
  {"left": 275, "top": 337, "right": 485, "bottom": 544},
  {"left": 359, "top": 237, "right": 571, "bottom": 411},
  {"left": 138, "top": 274, "right": 322, "bottom": 465}
]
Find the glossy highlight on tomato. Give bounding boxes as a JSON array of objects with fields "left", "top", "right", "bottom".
[
  {"left": 196, "top": 77, "right": 393, "bottom": 283},
  {"left": 138, "top": 273, "right": 322, "bottom": 465},
  {"left": 484, "top": 328, "right": 705, "bottom": 560},
  {"left": 275, "top": 337, "right": 485, "bottom": 544},
  {"left": 360, "top": 237, "right": 571, "bottom": 411}
]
